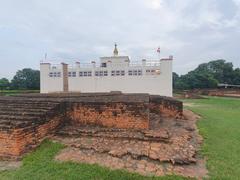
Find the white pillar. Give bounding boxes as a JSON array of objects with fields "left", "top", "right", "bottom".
[
  {"left": 40, "top": 63, "right": 50, "bottom": 93},
  {"left": 75, "top": 61, "right": 80, "bottom": 68}
]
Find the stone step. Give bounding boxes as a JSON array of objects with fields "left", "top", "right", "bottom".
[
  {"left": 0, "top": 110, "right": 48, "bottom": 117},
  {"left": 0, "top": 108, "right": 49, "bottom": 113},
  {"left": 0, "top": 104, "right": 56, "bottom": 110},
  {"left": 0, "top": 119, "right": 33, "bottom": 127},
  {"left": 0, "top": 98, "right": 59, "bottom": 103},
  {"left": 56, "top": 125, "right": 170, "bottom": 143},
  {"left": 0, "top": 124, "right": 13, "bottom": 130},
  {"left": 53, "top": 135, "right": 196, "bottom": 165},
  {"left": 0, "top": 102, "right": 59, "bottom": 107},
  {"left": 0, "top": 114, "right": 40, "bottom": 121}
]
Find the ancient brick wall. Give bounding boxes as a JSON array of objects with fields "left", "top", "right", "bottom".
[
  {"left": 0, "top": 93, "right": 183, "bottom": 160},
  {"left": 0, "top": 115, "right": 64, "bottom": 160},
  {"left": 149, "top": 95, "right": 183, "bottom": 118},
  {"left": 183, "top": 89, "right": 240, "bottom": 97},
  {"left": 66, "top": 102, "right": 149, "bottom": 130}
]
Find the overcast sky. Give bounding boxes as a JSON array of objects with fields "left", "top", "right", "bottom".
[{"left": 0, "top": 0, "right": 240, "bottom": 79}]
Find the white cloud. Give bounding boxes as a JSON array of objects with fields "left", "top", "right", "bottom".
[
  {"left": 0, "top": 0, "right": 239, "bottom": 78},
  {"left": 146, "top": 0, "right": 163, "bottom": 9}
]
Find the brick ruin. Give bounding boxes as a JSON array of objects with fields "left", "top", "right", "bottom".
[
  {"left": 180, "top": 88, "right": 240, "bottom": 99},
  {"left": 0, "top": 93, "right": 206, "bottom": 178},
  {"left": 0, "top": 93, "right": 182, "bottom": 160}
]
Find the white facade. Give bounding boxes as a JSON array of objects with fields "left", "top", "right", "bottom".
[{"left": 40, "top": 46, "right": 173, "bottom": 96}]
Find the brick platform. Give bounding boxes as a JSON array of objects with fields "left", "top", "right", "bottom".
[
  {"left": 0, "top": 93, "right": 182, "bottom": 160},
  {"left": 53, "top": 110, "right": 207, "bottom": 178}
]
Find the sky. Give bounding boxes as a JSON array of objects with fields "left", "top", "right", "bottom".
[{"left": 0, "top": 0, "right": 240, "bottom": 79}]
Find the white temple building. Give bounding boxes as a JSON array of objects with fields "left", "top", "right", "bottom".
[{"left": 40, "top": 44, "right": 173, "bottom": 96}]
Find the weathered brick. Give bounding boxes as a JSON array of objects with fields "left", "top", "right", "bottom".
[{"left": 0, "top": 93, "right": 183, "bottom": 160}]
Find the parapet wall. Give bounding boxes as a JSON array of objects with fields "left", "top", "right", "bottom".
[
  {"left": 0, "top": 93, "right": 182, "bottom": 160},
  {"left": 67, "top": 102, "right": 149, "bottom": 129},
  {"left": 149, "top": 95, "right": 183, "bottom": 118}
]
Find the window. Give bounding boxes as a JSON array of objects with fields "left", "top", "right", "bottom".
[
  {"left": 71, "top": 72, "right": 76, "bottom": 77},
  {"left": 128, "top": 69, "right": 142, "bottom": 76},
  {"left": 146, "top": 69, "right": 160, "bottom": 75},
  {"left": 68, "top": 72, "right": 76, "bottom": 77},
  {"left": 79, "top": 71, "right": 92, "bottom": 77},
  {"left": 49, "top": 72, "right": 61, "bottom": 78},
  {"left": 128, "top": 70, "right": 133, "bottom": 76},
  {"left": 116, "top": 70, "right": 120, "bottom": 76},
  {"left": 111, "top": 71, "right": 115, "bottom": 76},
  {"left": 138, "top": 70, "right": 142, "bottom": 75},
  {"left": 95, "top": 71, "right": 107, "bottom": 76},
  {"left": 101, "top": 63, "right": 107, "bottom": 67},
  {"left": 133, "top": 70, "right": 138, "bottom": 76},
  {"left": 95, "top": 71, "right": 108, "bottom": 77},
  {"left": 111, "top": 70, "right": 125, "bottom": 76}
]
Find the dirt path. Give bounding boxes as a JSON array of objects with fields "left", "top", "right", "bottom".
[{"left": 0, "top": 161, "right": 21, "bottom": 171}]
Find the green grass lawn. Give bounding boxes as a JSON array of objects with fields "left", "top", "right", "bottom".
[
  {"left": 183, "top": 96, "right": 240, "bottom": 179},
  {"left": 0, "top": 96, "right": 239, "bottom": 179},
  {"left": 0, "top": 90, "right": 39, "bottom": 96},
  {"left": 0, "top": 140, "right": 186, "bottom": 180}
]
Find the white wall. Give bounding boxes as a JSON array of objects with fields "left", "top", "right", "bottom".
[
  {"left": 40, "top": 59, "right": 173, "bottom": 97},
  {"left": 40, "top": 63, "right": 63, "bottom": 93}
]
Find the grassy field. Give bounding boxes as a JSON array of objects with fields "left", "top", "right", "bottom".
[
  {"left": 0, "top": 140, "right": 186, "bottom": 180},
  {"left": 183, "top": 96, "right": 240, "bottom": 179},
  {"left": 0, "top": 90, "right": 39, "bottom": 96},
  {"left": 0, "top": 96, "right": 240, "bottom": 179}
]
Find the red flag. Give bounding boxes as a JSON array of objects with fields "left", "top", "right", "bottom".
[{"left": 157, "top": 47, "right": 160, "bottom": 53}]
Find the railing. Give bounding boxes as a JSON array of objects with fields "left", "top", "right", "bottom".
[{"left": 45, "top": 60, "right": 161, "bottom": 70}]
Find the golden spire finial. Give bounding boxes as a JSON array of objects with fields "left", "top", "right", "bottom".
[{"left": 113, "top": 43, "right": 118, "bottom": 56}]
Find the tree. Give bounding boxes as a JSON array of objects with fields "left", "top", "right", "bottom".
[
  {"left": 202, "top": 60, "right": 234, "bottom": 84},
  {"left": 173, "top": 59, "right": 238, "bottom": 90},
  {"left": 0, "top": 78, "right": 10, "bottom": 90},
  {"left": 11, "top": 68, "right": 40, "bottom": 90},
  {"left": 172, "top": 72, "right": 179, "bottom": 89},
  {"left": 233, "top": 68, "right": 240, "bottom": 85}
]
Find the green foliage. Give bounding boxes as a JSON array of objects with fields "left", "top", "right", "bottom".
[
  {"left": 233, "top": 68, "right": 240, "bottom": 84},
  {"left": 173, "top": 59, "right": 240, "bottom": 90},
  {"left": 0, "top": 78, "right": 10, "bottom": 90},
  {"left": 11, "top": 68, "right": 40, "bottom": 90},
  {"left": 0, "top": 140, "right": 187, "bottom": 180},
  {"left": 183, "top": 97, "right": 240, "bottom": 179}
]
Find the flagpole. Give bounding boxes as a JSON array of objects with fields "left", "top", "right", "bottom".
[{"left": 157, "top": 47, "right": 160, "bottom": 60}]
